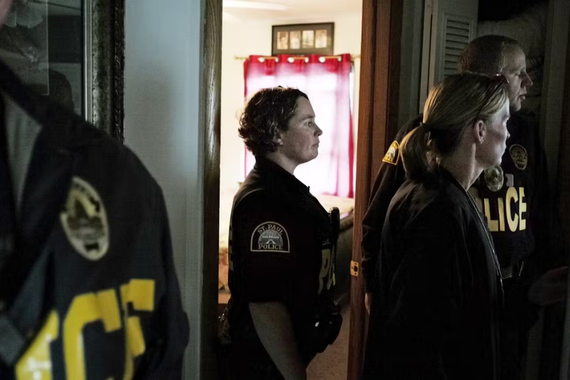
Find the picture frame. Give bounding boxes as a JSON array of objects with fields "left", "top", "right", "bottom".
[
  {"left": 272, "top": 22, "right": 334, "bottom": 55},
  {"left": 0, "top": 0, "right": 125, "bottom": 141}
]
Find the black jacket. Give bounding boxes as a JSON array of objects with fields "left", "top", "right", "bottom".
[
  {"left": 362, "top": 167, "right": 503, "bottom": 380},
  {"left": 0, "top": 60, "right": 188, "bottom": 379},
  {"left": 227, "top": 157, "right": 336, "bottom": 368},
  {"left": 361, "top": 114, "right": 555, "bottom": 311}
]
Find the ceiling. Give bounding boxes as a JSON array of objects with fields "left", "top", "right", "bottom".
[
  {"left": 223, "top": 0, "right": 363, "bottom": 23},
  {"left": 28, "top": 0, "right": 360, "bottom": 21}
]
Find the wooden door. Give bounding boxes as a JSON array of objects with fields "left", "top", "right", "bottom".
[{"left": 347, "top": 1, "right": 403, "bottom": 379}]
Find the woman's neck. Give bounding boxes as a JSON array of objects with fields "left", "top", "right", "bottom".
[
  {"left": 264, "top": 152, "right": 298, "bottom": 175},
  {"left": 438, "top": 149, "right": 483, "bottom": 190}
]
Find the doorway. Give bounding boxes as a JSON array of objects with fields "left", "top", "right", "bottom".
[{"left": 216, "top": 1, "right": 363, "bottom": 379}]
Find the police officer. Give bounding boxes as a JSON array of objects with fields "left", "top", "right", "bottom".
[
  {"left": 361, "top": 35, "right": 567, "bottom": 380},
  {"left": 363, "top": 72, "right": 510, "bottom": 380},
  {"left": 0, "top": 0, "right": 188, "bottom": 377},
  {"left": 223, "top": 87, "right": 340, "bottom": 379}
]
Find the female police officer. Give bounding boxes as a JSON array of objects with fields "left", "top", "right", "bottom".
[
  {"left": 362, "top": 73, "right": 510, "bottom": 380},
  {"left": 222, "top": 87, "right": 340, "bottom": 379}
]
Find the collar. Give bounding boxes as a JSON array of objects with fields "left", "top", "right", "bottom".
[
  {"left": 254, "top": 156, "right": 311, "bottom": 195},
  {"left": 429, "top": 164, "right": 468, "bottom": 192}
]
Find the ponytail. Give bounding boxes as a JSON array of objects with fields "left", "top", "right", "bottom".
[
  {"left": 401, "top": 122, "right": 431, "bottom": 180},
  {"left": 400, "top": 73, "right": 509, "bottom": 180}
]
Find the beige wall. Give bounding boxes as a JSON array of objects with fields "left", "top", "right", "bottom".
[
  {"left": 125, "top": 0, "right": 205, "bottom": 377},
  {"left": 220, "top": 13, "right": 362, "bottom": 189}
]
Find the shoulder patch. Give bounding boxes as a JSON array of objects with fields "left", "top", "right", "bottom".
[
  {"left": 382, "top": 141, "right": 400, "bottom": 166},
  {"left": 250, "top": 222, "right": 290, "bottom": 253},
  {"left": 60, "top": 176, "right": 110, "bottom": 260},
  {"left": 509, "top": 144, "right": 528, "bottom": 170}
]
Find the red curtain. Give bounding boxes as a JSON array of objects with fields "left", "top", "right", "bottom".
[{"left": 243, "top": 54, "right": 354, "bottom": 198}]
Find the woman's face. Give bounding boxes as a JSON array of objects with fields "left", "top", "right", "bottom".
[
  {"left": 479, "top": 100, "right": 510, "bottom": 168},
  {"left": 278, "top": 97, "right": 323, "bottom": 166}
]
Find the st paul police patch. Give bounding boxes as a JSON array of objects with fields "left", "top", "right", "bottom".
[
  {"left": 250, "top": 222, "right": 290, "bottom": 253},
  {"left": 509, "top": 144, "right": 528, "bottom": 170},
  {"left": 60, "top": 177, "right": 109, "bottom": 260},
  {"left": 382, "top": 141, "right": 400, "bottom": 166}
]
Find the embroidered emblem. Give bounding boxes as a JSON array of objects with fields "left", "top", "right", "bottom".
[
  {"left": 509, "top": 144, "right": 528, "bottom": 170},
  {"left": 250, "top": 222, "right": 290, "bottom": 253},
  {"left": 60, "top": 177, "right": 109, "bottom": 260},
  {"left": 382, "top": 141, "right": 400, "bottom": 166},
  {"left": 483, "top": 165, "right": 505, "bottom": 192}
]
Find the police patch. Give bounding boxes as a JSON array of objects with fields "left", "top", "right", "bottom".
[
  {"left": 509, "top": 144, "right": 528, "bottom": 170},
  {"left": 382, "top": 141, "right": 400, "bottom": 166},
  {"left": 250, "top": 222, "right": 290, "bottom": 253},
  {"left": 60, "top": 177, "right": 109, "bottom": 260},
  {"left": 483, "top": 165, "right": 504, "bottom": 192}
]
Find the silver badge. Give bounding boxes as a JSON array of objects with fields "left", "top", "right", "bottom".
[
  {"left": 483, "top": 165, "right": 504, "bottom": 192},
  {"left": 509, "top": 144, "right": 528, "bottom": 171},
  {"left": 60, "top": 177, "right": 109, "bottom": 260}
]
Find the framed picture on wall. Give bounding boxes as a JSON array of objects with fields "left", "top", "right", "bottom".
[{"left": 272, "top": 23, "right": 334, "bottom": 55}]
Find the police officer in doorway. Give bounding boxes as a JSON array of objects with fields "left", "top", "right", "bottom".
[{"left": 220, "top": 87, "right": 342, "bottom": 380}]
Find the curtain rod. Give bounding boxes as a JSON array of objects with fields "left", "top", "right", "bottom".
[{"left": 234, "top": 54, "right": 361, "bottom": 62}]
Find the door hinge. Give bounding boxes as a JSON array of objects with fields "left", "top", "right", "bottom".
[{"left": 350, "top": 261, "right": 359, "bottom": 277}]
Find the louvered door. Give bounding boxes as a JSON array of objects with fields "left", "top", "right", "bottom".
[
  {"left": 441, "top": 16, "right": 472, "bottom": 78},
  {"left": 419, "top": 0, "right": 478, "bottom": 112}
]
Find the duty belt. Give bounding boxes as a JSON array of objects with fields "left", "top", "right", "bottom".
[{"left": 501, "top": 261, "right": 525, "bottom": 280}]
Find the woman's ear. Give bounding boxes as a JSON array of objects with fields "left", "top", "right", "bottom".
[
  {"left": 274, "top": 131, "right": 284, "bottom": 146},
  {"left": 473, "top": 120, "right": 486, "bottom": 144}
]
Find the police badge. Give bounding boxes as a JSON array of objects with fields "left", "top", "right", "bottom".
[
  {"left": 509, "top": 144, "right": 528, "bottom": 170},
  {"left": 483, "top": 165, "right": 504, "bottom": 192},
  {"left": 60, "top": 177, "right": 110, "bottom": 260}
]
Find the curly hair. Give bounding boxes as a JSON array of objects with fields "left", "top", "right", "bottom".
[{"left": 238, "top": 87, "right": 309, "bottom": 157}]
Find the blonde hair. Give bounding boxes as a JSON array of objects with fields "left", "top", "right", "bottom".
[{"left": 401, "top": 73, "right": 508, "bottom": 180}]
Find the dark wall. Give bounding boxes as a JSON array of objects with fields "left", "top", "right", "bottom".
[{"left": 478, "top": 0, "right": 548, "bottom": 21}]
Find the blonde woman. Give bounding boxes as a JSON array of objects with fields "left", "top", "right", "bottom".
[{"left": 362, "top": 72, "right": 510, "bottom": 380}]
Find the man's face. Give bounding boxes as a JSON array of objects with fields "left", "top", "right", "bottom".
[
  {"left": 0, "top": 0, "right": 12, "bottom": 28},
  {"left": 500, "top": 47, "right": 533, "bottom": 112}
]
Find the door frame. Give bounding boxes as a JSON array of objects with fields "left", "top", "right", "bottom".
[
  {"left": 202, "top": 0, "right": 222, "bottom": 378},
  {"left": 201, "top": 0, "right": 404, "bottom": 378},
  {"left": 347, "top": 0, "right": 404, "bottom": 379}
]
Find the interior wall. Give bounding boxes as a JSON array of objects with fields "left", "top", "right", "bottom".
[
  {"left": 220, "top": 13, "right": 363, "bottom": 189},
  {"left": 124, "top": 0, "right": 205, "bottom": 378}
]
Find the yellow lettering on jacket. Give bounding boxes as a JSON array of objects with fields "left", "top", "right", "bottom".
[
  {"left": 482, "top": 187, "right": 527, "bottom": 232},
  {"left": 16, "top": 311, "right": 59, "bottom": 380},
  {"left": 64, "top": 290, "right": 122, "bottom": 380},
  {"left": 16, "top": 279, "right": 155, "bottom": 380},
  {"left": 120, "top": 280, "right": 155, "bottom": 380},
  {"left": 506, "top": 187, "right": 519, "bottom": 231},
  {"left": 519, "top": 188, "right": 527, "bottom": 230}
]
